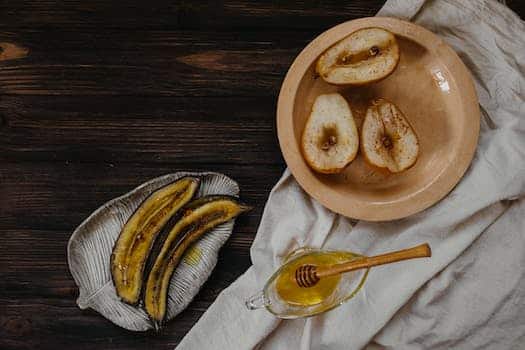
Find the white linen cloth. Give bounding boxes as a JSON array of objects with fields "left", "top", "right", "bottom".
[{"left": 177, "top": 0, "right": 525, "bottom": 348}]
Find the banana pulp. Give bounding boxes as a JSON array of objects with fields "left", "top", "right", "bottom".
[{"left": 276, "top": 251, "right": 355, "bottom": 307}]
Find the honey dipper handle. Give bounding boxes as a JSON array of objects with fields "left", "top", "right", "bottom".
[{"left": 315, "top": 243, "right": 432, "bottom": 278}]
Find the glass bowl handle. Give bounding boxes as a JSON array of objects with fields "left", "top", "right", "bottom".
[{"left": 245, "top": 291, "right": 269, "bottom": 310}]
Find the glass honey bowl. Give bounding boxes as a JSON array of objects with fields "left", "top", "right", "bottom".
[{"left": 246, "top": 247, "right": 369, "bottom": 319}]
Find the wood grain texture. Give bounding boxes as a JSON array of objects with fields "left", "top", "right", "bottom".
[
  {"left": 0, "top": 95, "right": 282, "bottom": 163},
  {"left": 1, "top": 0, "right": 524, "bottom": 349},
  {"left": 0, "top": 0, "right": 520, "bottom": 32},
  {"left": 0, "top": 1, "right": 385, "bottom": 30},
  {"left": 0, "top": 29, "right": 304, "bottom": 96},
  {"left": 0, "top": 162, "right": 282, "bottom": 230}
]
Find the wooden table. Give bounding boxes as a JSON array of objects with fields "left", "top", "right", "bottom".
[{"left": 1, "top": 1, "right": 523, "bottom": 349}]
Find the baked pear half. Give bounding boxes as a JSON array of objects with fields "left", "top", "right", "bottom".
[
  {"left": 302, "top": 93, "right": 359, "bottom": 174},
  {"left": 361, "top": 99, "right": 419, "bottom": 173},
  {"left": 317, "top": 27, "right": 399, "bottom": 85}
]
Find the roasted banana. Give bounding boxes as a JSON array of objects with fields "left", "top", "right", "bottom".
[
  {"left": 144, "top": 195, "right": 250, "bottom": 325},
  {"left": 111, "top": 177, "right": 200, "bottom": 304}
]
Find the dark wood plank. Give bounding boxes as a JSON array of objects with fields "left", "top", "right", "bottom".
[
  {"left": 0, "top": 29, "right": 306, "bottom": 96},
  {"left": 0, "top": 1, "right": 385, "bottom": 31},
  {"left": 0, "top": 161, "right": 283, "bottom": 231},
  {"left": 1, "top": 297, "right": 205, "bottom": 349},
  {"left": 0, "top": 95, "right": 282, "bottom": 164},
  {"left": 0, "top": 0, "right": 521, "bottom": 33}
]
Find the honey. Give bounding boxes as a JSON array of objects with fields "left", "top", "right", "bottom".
[
  {"left": 275, "top": 251, "right": 357, "bottom": 306},
  {"left": 183, "top": 245, "right": 202, "bottom": 266}
]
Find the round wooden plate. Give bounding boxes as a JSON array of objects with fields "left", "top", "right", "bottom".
[{"left": 277, "top": 17, "right": 479, "bottom": 221}]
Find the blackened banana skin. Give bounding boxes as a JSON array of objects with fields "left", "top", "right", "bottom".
[
  {"left": 111, "top": 177, "right": 200, "bottom": 305},
  {"left": 144, "top": 195, "right": 250, "bottom": 327}
]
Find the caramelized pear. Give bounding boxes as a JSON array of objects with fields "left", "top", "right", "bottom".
[
  {"left": 301, "top": 93, "right": 359, "bottom": 174},
  {"left": 317, "top": 27, "right": 399, "bottom": 85},
  {"left": 361, "top": 99, "right": 419, "bottom": 173}
]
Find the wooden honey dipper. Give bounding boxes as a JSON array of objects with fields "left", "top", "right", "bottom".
[{"left": 295, "top": 243, "right": 431, "bottom": 288}]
